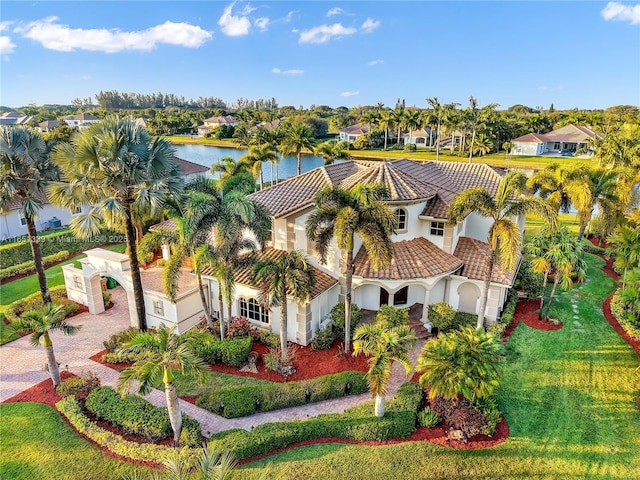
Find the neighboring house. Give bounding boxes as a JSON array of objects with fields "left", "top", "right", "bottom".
[
  {"left": 62, "top": 113, "right": 100, "bottom": 130},
  {"left": 174, "top": 157, "right": 209, "bottom": 182},
  {"left": 250, "top": 118, "right": 282, "bottom": 132},
  {"left": 197, "top": 159, "right": 522, "bottom": 346},
  {"left": 403, "top": 128, "right": 435, "bottom": 147},
  {"left": 339, "top": 123, "right": 370, "bottom": 143},
  {"left": 0, "top": 111, "right": 37, "bottom": 126},
  {"left": 511, "top": 124, "right": 600, "bottom": 156},
  {"left": 197, "top": 115, "right": 238, "bottom": 135},
  {"left": 37, "top": 120, "right": 59, "bottom": 133}
]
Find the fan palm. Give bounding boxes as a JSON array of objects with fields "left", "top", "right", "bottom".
[
  {"left": 253, "top": 251, "right": 315, "bottom": 361},
  {"left": 11, "top": 304, "right": 81, "bottom": 387},
  {"left": 0, "top": 126, "right": 59, "bottom": 305},
  {"left": 314, "top": 140, "right": 352, "bottom": 165},
  {"left": 417, "top": 326, "right": 505, "bottom": 403},
  {"left": 449, "top": 171, "right": 558, "bottom": 328},
  {"left": 50, "top": 117, "right": 183, "bottom": 330},
  {"left": 116, "top": 324, "right": 209, "bottom": 443},
  {"left": 240, "top": 143, "right": 278, "bottom": 190},
  {"left": 352, "top": 322, "right": 417, "bottom": 417},
  {"left": 306, "top": 184, "right": 396, "bottom": 352},
  {"left": 281, "top": 124, "right": 315, "bottom": 176}
]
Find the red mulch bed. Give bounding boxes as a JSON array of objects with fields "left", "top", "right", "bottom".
[{"left": 505, "top": 299, "right": 563, "bottom": 335}]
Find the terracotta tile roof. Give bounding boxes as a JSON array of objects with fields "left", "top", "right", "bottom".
[
  {"left": 353, "top": 237, "right": 463, "bottom": 280},
  {"left": 420, "top": 196, "right": 449, "bottom": 219},
  {"left": 3, "top": 192, "right": 49, "bottom": 211},
  {"left": 453, "top": 236, "right": 519, "bottom": 286},
  {"left": 248, "top": 162, "right": 364, "bottom": 218},
  {"left": 174, "top": 157, "right": 208, "bottom": 176},
  {"left": 149, "top": 219, "right": 178, "bottom": 232},
  {"left": 339, "top": 162, "right": 434, "bottom": 202},
  {"left": 434, "top": 162, "right": 503, "bottom": 196},
  {"left": 200, "top": 247, "right": 337, "bottom": 299}
]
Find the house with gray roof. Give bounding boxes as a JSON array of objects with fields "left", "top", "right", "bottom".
[{"left": 511, "top": 124, "right": 600, "bottom": 156}]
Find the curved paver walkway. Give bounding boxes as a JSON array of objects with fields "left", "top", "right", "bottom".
[{"left": 0, "top": 288, "right": 425, "bottom": 437}]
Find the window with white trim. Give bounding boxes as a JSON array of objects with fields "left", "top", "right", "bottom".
[
  {"left": 430, "top": 221, "right": 445, "bottom": 236},
  {"left": 73, "top": 276, "right": 82, "bottom": 289},
  {"left": 394, "top": 208, "right": 407, "bottom": 231},
  {"left": 239, "top": 297, "right": 269, "bottom": 323},
  {"left": 153, "top": 300, "right": 164, "bottom": 316},
  {"left": 19, "top": 216, "right": 27, "bottom": 226}
]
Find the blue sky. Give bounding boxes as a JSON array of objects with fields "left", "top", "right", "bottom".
[{"left": 1, "top": 1, "right": 639, "bottom": 110}]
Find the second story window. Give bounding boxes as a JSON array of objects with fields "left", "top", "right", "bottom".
[
  {"left": 430, "top": 221, "right": 445, "bottom": 237},
  {"left": 153, "top": 300, "right": 164, "bottom": 316},
  {"left": 395, "top": 209, "right": 407, "bottom": 231}
]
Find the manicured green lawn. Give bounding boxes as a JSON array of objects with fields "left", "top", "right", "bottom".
[
  {"left": 525, "top": 213, "right": 580, "bottom": 240},
  {"left": 240, "top": 254, "right": 640, "bottom": 479},
  {"left": 0, "top": 244, "right": 126, "bottom": 312},
  {"left": 0, "top": 402, "right": 150, "bottom": 479}
]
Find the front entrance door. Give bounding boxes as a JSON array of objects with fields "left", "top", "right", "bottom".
[{"left": 379, "top": 287, "right": 389, "bottom": 306}]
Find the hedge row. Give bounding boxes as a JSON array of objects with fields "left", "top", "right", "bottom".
[
  {"left": 5, "top": 285, "right": 79, "bottom": 322},
  {"left": 0, "top": 229, "right": 120, "bottom": 268},
  {"left": 487, "top": 290, "right": 519, "bottom": 337},
  {"left": 0, "top": 250, "right": 70, "bottom": 280},
  {"left": 206, "top": 382, "right": 424, "bottom": 460},
  {"left": 192, "top": 335, "right": 253, "bottom": 367},
  {"left": 196, "top": 371, "right": 368, "bottom": 418},
  {"left": 610, "top": 291, "right": 640, "bottom": 341},
  {"left": 56, "top": 396, "right": 199, "bottom": 464},
  {"left": 85, "top": 386, "right": 201, "bottom": 446}
]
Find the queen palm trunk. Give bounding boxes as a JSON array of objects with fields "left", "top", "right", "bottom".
[
  {"left": 25, "top": 214, "right": 51, "bottom": 305},
  {"left": 297, "top": 153, "right": 302, "bottom": 176},
  {"left": 124, "top": 204, "right": 147, "bottom": 330},
  {"left": 259, "top": 168, "right": 264, "bottom": 191},
  {"left": 227, "top": 302, "right": 232, "bottom": 333},
  {"left": 384, "top": 129, "right": 388, "bottom": 150},
  {"left": 543, "top": 276, "right": 561, "bottom": 320},
  {"left": 477, "top": 254, "right": 495, "bottom": 330},
  {"left": 164, "top": 375, "right": 182, "bottom": 443},
  {"left": 43, "top": 332, "right": 60, "bottom": 386},
  {"left": 468, "top": 129, "right": 477, "bottom": 163},
  {"left": 435, "top": 124, "right": 441, "bottom": 161},
  {"left": 280, "top": 282, "right": 288, "bottom": 361},
  {"left": 197, "top": 274, "right": 214, "bottom": 331},
  {"left": 539, "top": 270, "right": 549, "bottom": 320},
  {"left": 374, "top": 393, "right": 386, "bottom": 418},
  {"left": 344, "top": 248, "right": 354, "bottom": 353},
  {"left": 218, "top": 292, "right": 225, "bottom": 340}
]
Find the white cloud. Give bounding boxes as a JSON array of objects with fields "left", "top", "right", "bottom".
[
  {"left": 242, "top": 4, "right": 257, "bottom": 15},
  {"left": 14, "top": 17, "right": 212, "bottom": 53},
  {"left": 1, "top": 21, "right": 14, "bottom": 32},
  {"left": 367, "top": 59, "right": 383, "bottom": 66},
  {"left": 218, "top": 3, "right": 251, "bottom": 36},
  {"left": 299, "top": 23, "right": 356, "bottom": 44},
  {"left": 255, "top": 17, "right": 270, "bottom": 31},
  {"left": 601, "top": 2, "right": 640, "bottom": 24},
  {"left": 361, "top": 18, "right": 380, "bottom": 33},
  {"left": 283, "top": 11, "right": 294, "bottom": 23},
  {"left": 537, "top": 85, "right": 564, "bottom": 91},
  {"left": 341, "top": 90, "right": 359, "bottom": 97},
  {"left": 272, "top": 67, "right": 303, "bottom": 75},
  {"left": 327, "top": 7, "right": 345, "bottom": 17},
  {"left": 0, "top": 36, "right": 15, "bottom": 54}
]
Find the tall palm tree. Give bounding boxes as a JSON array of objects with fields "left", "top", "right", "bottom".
[
  {"left": 12, "top": 304, "right": 81, "bottom": 387},
  {"left": 472, "top": 133, "right": 494, "bottom": 157},
  {"left": 281, "top": 124, "right": 315, "bottom": 176},
  {"left": 378, "top": 111, "right": 394, "bottom": 150},
  {"left": 210, "top": 156, "right": 253, "bottom": 191},
  {"left": 608, "top": 225, "right": 640, "bottom": 288},
  {"left": 253, "top": 250, "right": 315, "bottom": 362},
  {"left": 465, "top": 96, "right": 498, "bottom": 163},
  {"left": 116, "top": 324, "right": 208, "bottom": 444},
  {"left": 449, "top": 171, "right": 558, "bottom": 329},
  {"left": 403, "top": 109, "right": 421, "bottom": 147},
  {"left": 426, "top": 97, "right": 446, "bottom": 159},
  {"left": 314, "top": 140, "right": 352, "bottom": 165},
  {"left": 526, "top": 163, "right": 581, "bottom": 213},
  {"left": 50, "top": 118, "right": 183, "bottom": 330},
  {"left": 352, "top": 322, "right": 417, "bottom": 417},
  {"left": 417, "top": 326, "right": 505, "bottom": 403},
  {"left": 240, "top": 143, "right": 278, "bottom": 190},
  {"left": 393, "top": 107, "right": 405, "bottom": 148},
  {"left": 361, "top": 111, "right": 379, "bottom": 136},
  {"left": 0, "top": 126, "right": 59, "bottom": 305},
  {"left": 306, "top": 184, "right": 396, "bottom": 352}
]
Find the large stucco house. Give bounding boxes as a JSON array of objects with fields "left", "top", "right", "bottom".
[
  {"left": 200, "top": 159, "right": 522, "bottom": 345},
  {"left": 511, "top": 124, "right": 600, "bottom": 156}
]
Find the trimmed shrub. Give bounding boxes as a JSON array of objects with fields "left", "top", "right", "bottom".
[
  {"left": 191, "top": 333, "right": 253, "bottom": 367},
  {"left": 227, "top": 317, "right": 259, "bottom": 339},
  {"left": 56, "top": 396, "right": 199, "bottom": 464},
  {"left": 417, "top": 407, "right": 441, "bottom": 428},
  {"left": 5, "top": 286, "right": 79, "bottom": 322},
  {"left": 180, "top": 417, "right": 203, "bottom": 448},
  {"left": 258, "top": 330, "right": 281, "bottom": 348},
  {"left": 388, "top": 382, "right": 424, "bottom": 413},
  {"left": 56, "top": 372, "right": 100, "bottom": 397},
  {"left": 488, "top": 290, "right": 518, "bottom": 337},
  {"left": 476, "top": 397, "right": 501, "bottom": 436},
  {"left": 310, "top": 328, "right": 335, "bottom": 350},
  {"left": 102, "top": 291, "right": 112, "bottom": 308},
  {"left": 196, "top": 371, "right": 368, "bottom": 418},
  {"left": 580, "top": 239, "right": 606, "bottom": 255},
  {"left": 101, "top": 351, "right": 141, "bottom": 364},
  {"left": 611, "top": 291, "right": 640, "bottom": 340},
  {"left": 0, "top": 250, "right": 69, "bottom": 280},
  {"left": 331, "top": 303, "right": 362, "bottom": 340},
  {"left": 428, "top": 302, "right": 456, "bottom": 331},
  {"left": 375, "top": 305, "right": 409, "bottom": 328},
  {"left": 430, "top": 396, "right": 490, "bottom": 438},
  {"left": 515, "top": 256, "right": 543, "bottom": 300},
  {"left": 103, "top": 327, "right": 141, "bottom": 352}
]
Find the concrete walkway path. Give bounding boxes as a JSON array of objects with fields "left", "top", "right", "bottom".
[{"left": 0, "top": 288, "right": 425, "bottom": 437}]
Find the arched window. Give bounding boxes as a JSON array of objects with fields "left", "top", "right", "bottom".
[
  {"left": 239, "top": 297, "right": 270, "bottom": 323},
  {"left": 394, "top": 208, "right": 407, "bottom": 231}
]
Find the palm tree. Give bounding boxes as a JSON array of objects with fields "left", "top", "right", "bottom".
[
  {"left": 253, "top": 250, "right": 315, "bottom": 362},
  {"left": 0, "top": 126, "right": 59, "bottom": 305},
  {"left": 352, "top": 322, "right": 417, "bottom": 417},
  {"left": 426, "top": 97, "right": 446, "bottom": 159},
  {"left": 378, "top": 111, "right": 394, "bottom": 150},
  {"left": 314, "top": 140, "right": 352, "bottom": 165},
  {"left": 417, "top": 326, "right": 505, "bottom": 403},
  {"left": 306, "top": 184, "right": 396, "bottom": 352},
  {"left": 240, "top": 143, "right": 278, "bottom": 190},
  {"left": 472, "top": 133, "right": 494, "bottom": 157},
  {"left": 449, "top": 171, "right": 558, "bottom": 329},
  {"left": 361, "top": 111, "right": 379, "bottom": 135},
  {"left": 393, "top": 108, "right": 405, "bottom": 148},
  {"left": 608, "top": 225, "right": 640, "bottom": 288},
  {"left": 11, "top": 304, "right": 81, "bottom": 387},
  {"left": 404, "top": 109, "right": 421, "bottom": 147},
  {"left": 281, "top": 124, "right": 315, "bottom": 176},
  {"left": 465, "top": 96, "right": 498, "bottom": 163},
  {"left": 116, "top": 324, "right": 208, "bottom": 444},
  {"left": 210, "top": 156, "right": 253, "bottom": 191},
  {"left": 526, "top": 163, "right": 580, "bottom": 213}
]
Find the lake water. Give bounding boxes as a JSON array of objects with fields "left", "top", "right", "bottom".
[{"left": 173, "top": 144, "right": 328, "bottom": 182}]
